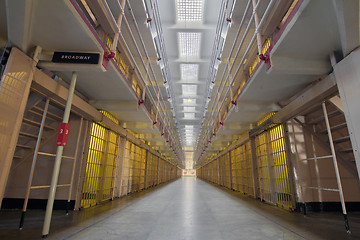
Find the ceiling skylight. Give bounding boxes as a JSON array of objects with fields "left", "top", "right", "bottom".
[
  {"left": 181, "top": 64, "right": 198, "bottom": 80},
  {"left": 184, "top": 106, "right": 196, "bottom": 112},
  {"left": 176, "top": 0, "right": 204, "bottom": 22},
  {"left": 179, "top": 32, "right": 201, "bottom": 57},
  {"left": 183, "top": 98, "right": 196, "bottom": 105},
  {"left": 184, "top": 113, "right": 195, "bottom": 119},
  {"left": 182, "top": 84, "right": 198, "bottom": 96}
]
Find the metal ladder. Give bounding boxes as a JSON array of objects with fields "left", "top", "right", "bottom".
[
  {"left": 9, "top": 93, "right": 84, "bottom": 229},
  {"left": 298, "top": 99, "right": 352, "bottom": 233}
]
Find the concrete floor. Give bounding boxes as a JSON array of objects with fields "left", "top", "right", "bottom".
[{"left": 1, "top": 177, "right": 360, "bottom": 240}]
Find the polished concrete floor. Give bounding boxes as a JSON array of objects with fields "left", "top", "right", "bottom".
[{"left": 1, "top": 177, "right": 360, "bottom": 240}]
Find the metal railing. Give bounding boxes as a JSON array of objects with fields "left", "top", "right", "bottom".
[
  {"left": 79, "top": 0, "right": 183, "bottom": 162},
  {"left": 196, "top": 0, "right": 284, "bottom": 164}
]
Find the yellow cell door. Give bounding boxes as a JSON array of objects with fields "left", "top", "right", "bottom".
[
  {"left": 81, "top": 123, "right": 119, "bottom": 208},
  {"left": 255, "top": 124, "right": 293, "bottom": 210}
]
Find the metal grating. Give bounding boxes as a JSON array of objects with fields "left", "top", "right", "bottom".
[
  {"left": 81, "top": 123, "right": 119, "bottom": 208},
  {"left": 255, "top": 124, "right": 292, "bottom": 209},
  {"left": 255, "top": 131, "right": 273, "bottom": 203},
  {"left": 176, "top": 0, "right": 204, "bottom": 22},
  {"left": 231, "top": 141, "right": 254, "bottom": 195},
  {"left": 269, "top": 125, "right": 292, "bottom": 210}
]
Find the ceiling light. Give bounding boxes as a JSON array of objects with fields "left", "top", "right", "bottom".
[
  {"left": 181, "top": 64, "right": 198, "bottom": 80},
  {"left": 184, "top": 113, "right": 195, "bottom": 119},
  {"left": 182, "top": 84, "right": 197, "bottom": 96},
  {"left": 178, "top": 32, "right": 201, "bottom": 57},
  {"left": 176, "top": 0, "right": 204, "bottom": 22},
  {"left": 184, "top": 106, "right": 196, "bottom": 112},
  {"left": 183, "top": 98, "right": 196, "bottom": 104}
]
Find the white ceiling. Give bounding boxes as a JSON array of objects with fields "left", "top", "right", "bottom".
[{"left": 157, "top": 0, "right": 220, "bottom": 168}]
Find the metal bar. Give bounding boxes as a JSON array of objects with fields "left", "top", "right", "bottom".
[
  {"left": 305, "top": 186, "right": 339, "bottom": 192},
  {"left": 252, "top": 0, "right": 263, "bottom": 54},
  {"left": 111, "top": 0, "right": 126, "bottom": 53},
  {"left": 19, "top": 98, "right": 50, "bottom": 229},
  {"left": 66, "top": 117, "right": 83, "bottom": 214},
  {"left": 298, "top": 155, "right": 333, "bottom": 161},
  {"left": 322, "top": 102, "right": 350, "bottom": 233},
  {"left": 30, "top": 184, "right": 71, "bottom": 189},
  {"left": 42, "top": 72, "right": 77, "bottom": 237}
]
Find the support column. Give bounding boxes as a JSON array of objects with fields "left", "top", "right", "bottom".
[
  {"left": 74, "top": 120, "right": 91, "bottom": 211},
  {"left": 229, "top": 152, "right": 233, "bottom": 190},
  {"left": 250, "top": 137, "right": 259, "bottom": 198},
  {"left": 283, "top": 123, "right": 298, "bottom": 211},
  {"left": 265, "top": 131, "right": 277, "bottom": 204},
  {"left": 0, "top": 48, "right": 34, "bottom": 208},
  {"left": 333, "top": 48, "right": 360, "bottom": 181},
  {"left": 113, "top": 136, "right": 126, "bottom": 198},
  {"left": 66, "top": 117, "right": 83, "bottom": 213},
  {"left": 42, "top": 72, "right": 77, "bottom": 237},
  {"left": 144, "top": 150, "right": 149, "bottom": 189}
]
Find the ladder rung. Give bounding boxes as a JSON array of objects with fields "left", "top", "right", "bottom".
[
  {"left": 318, "top": 122, "right": 347, "bottom": 134},
  {"left": 16, "top": 144, "right": 34, "bottom": 150},
  {"left": 308, "top": 111, "right": 342, "bottom": 124},
  {"left": 23, "top": 118, "right": 55, "bottom": 130},
  {"left": 37, "top": 152, "right": 76, "bottom": 159},
  {"left": 33, "top": 106, "right": 63, "bottom": 121},
  {"left": 304, "top": 186, "right": 339, "bottom": 192},
  {"left": 30, "top": 184, "right": 71, "bottom": 189},
  {"left": 19, "top": 132, "right": 38, "bottom": 139},
  {"left": 299, "top": 155, "right": 333, "bottom": 161},
  {"left": 13, "top": 155, "right": 22, "bottom": 159},
  {"left": 333, "top": 136, "right": 350, "bottom": 143},
  {"left": 339, "top": 148, "right": 353, "bottom": 153},
  {"left": 28, "top": 109, "right": 59, "bottom": 122}
]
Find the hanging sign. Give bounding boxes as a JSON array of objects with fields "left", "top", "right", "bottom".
[
  {"left": 52, "top": 52, "right": 100, "bottom": 64},
  {"left": 56, "top": 123, "right": 70, "bottom": 147}
]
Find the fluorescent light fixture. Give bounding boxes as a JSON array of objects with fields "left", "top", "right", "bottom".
[
  {"left": 182, "top": 84, "right": 197, "bottom": 96},
  {"left": 184, "top": 113, "right": 195, "bottom": 119},
  {"left": 183, "top": 98, "right": 196, "bottom": 105},
  {"left": 181, "top": 64, "right": 198, "bottom": 80},
  {"left": 184, "top": 106, "right": 196, "bottom": 112},
  {"left": 185, "top": 125, "right": 194, "bottom": 129},
  {"left": 178, "top": 32, "right": 201, "bottom": 57},
  {"left": 176, "top": 0, "right": 204, "bottom": 22}
]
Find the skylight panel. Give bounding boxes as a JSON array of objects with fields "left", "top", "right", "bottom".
[
  {"left": 183, "top": 98, "right": 196, "bottom": 105},
  {"left": 179, "top": 32, "right": 201, "bottom": 57},
  {"left": 184, "top": 106, "right": 196, "bottom": 112},
  {"left": 184, "top": 113, "right": 195, "bottom": 119},
  {"left": 181, "top": 64, "right": 198, "bottom": 79},
  {"left": 176, "top": 0, "right": 204, "bottom": 22},
  {"left": 182, "top": 84, "right": 198, "bottom": 96}
]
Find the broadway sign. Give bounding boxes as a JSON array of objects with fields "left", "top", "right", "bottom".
[{"left": 52, "top": 52, "right": 100, "bottom": 64}]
